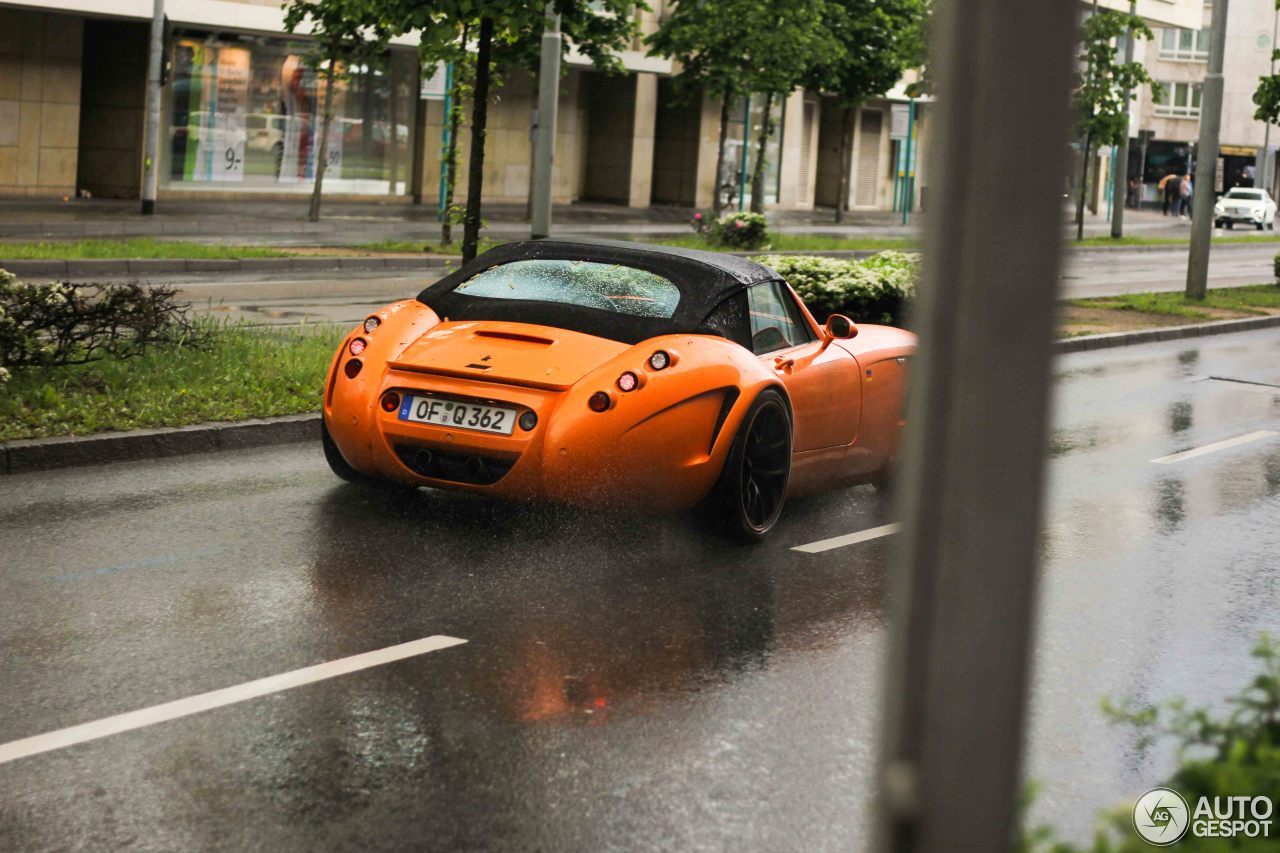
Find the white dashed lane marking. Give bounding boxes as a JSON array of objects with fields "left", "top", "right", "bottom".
[
  {"left": 0, "top": 635, "right": 468, "bottom": 766},
  {"left": 791, "top": 522, "right": 901, "bottom": 554},
  {"left": 1151, "top": 430, "right": 1278, "bottom": 465}
]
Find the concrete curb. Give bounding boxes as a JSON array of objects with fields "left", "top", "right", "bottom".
[
  {"left": 4, "top": 314, "right": 1279, "bottom": 475},
  {"left": 1053, "top": 312, "right": 1280, "bottom": 353},
  {"left": 0, "top": 256, "right": 456, "bottom": 279},
  {"left": 1, "top": 413, "right": 319, "bottom": 475}
]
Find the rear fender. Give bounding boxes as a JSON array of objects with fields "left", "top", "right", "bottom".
[
  {"left": 539, "top": 334, "right": 778, "bottom": 508},
  {"left": 325, "top": 301, "right": 441, "bottom": 475}
]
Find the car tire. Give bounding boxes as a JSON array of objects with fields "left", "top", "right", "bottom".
[
  {"left": 322, "top": 417, "right": 416, "bottom": 494},
  {"left": 707, "top": 388, "right": 792, "bottom": 542}
]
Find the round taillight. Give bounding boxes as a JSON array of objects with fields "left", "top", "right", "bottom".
[
  {"left": 519, "top": 411, "right": 538, "bottom": 431},
  {"left": 349, "top": 337, "right": 367, "bottom": 356},
  {"left": 616, "top": 371, "right": 638, "bottom": 392},
  {"left": 344, "top": 359, "right": 362, "bottom": 379},
  {"left": 363, "top": 316, "right": 380, "bottom": 334},
  {"left": 380, "top": 391, "right": 400, "bottom": 412},
  {"left": 588, "top": 391, "right": 612, "bottom": 412},
  {"left": 648, "top": 350, "right": 670, "bottom": 371}
]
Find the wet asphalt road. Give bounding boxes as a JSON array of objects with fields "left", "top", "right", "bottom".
[{"left": 2, "top": 330, "right": 1280, "bottom": 850}]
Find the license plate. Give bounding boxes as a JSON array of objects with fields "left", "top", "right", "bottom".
[{"left": 398, "top": 395, "right": 516, "bottom": 435}]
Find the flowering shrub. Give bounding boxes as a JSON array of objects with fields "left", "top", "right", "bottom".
[
  {"left": 0, "top": 269, "right": 206, "bottom": 371},
  {"left": 707, "top": 211, "right": 769, "bottom": 250},
  {"left": 755, "top": 251, "right": 920, "bottom": 327}
]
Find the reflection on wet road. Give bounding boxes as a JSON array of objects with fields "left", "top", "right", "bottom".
[{"left": 1, "top": 330, "right": 1279, "bottom": 849}]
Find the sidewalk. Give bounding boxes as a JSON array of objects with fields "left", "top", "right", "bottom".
[{"left": 0, "top": 195, "right": 1247, "bottom": 247}]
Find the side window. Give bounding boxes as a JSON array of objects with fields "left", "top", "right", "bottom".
[{"left": 747, "top": 281, "right": 812, "bottom": 355}]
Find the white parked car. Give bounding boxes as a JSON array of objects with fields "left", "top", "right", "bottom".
[{"left": 1214, "top": 188, "right": 1277, "bottom": 230}]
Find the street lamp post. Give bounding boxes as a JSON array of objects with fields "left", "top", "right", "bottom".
[
  {"left": 1186, "top": 0, "right": 1230, "bottom": 300},
  {"left": 530, "top": 1, "right": 561, "bottom": 239},
  {"left": 140, "top": 0, "right": 165, "bottom": 215}
]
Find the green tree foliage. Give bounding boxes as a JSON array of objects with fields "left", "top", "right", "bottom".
[
  {"left": 648, "top": 0, "right": 849, "bottom": 216},
  {"left": 1071, "top": 10, "right": 1158, "bottom": 241},
  {"left": 1023, "top": 636, "right": 1280, "bottom": 852},
  {"left": 282, "top": 0, "right": 391, "bottom": 222},
  {"left": 388, "top": 1, "right": 640, "bottom": 262},
  {"left": 802, "top": 0, "right": 924, "bottom": 222}
]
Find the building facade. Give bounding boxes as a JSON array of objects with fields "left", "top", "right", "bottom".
[
  {"left": 1128, "top": 0, "right": 1280, "bottom": 205},
  {"left": 0, "top": 0, "right": 935, "bottom": 213}
]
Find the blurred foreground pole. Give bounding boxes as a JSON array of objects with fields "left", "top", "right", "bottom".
[
  {"left": 140, "top": 0, "right": 164, "bottom": 215},
  {"left": 1186, "top": 0, "right": 1229, "bottom": 300},
  {"left": 874, "top": 1, "right": 1077, "bottom": 851},
  {"left": 530, "top": 1, "right": 561, "bottom": 239},
  {"left": 1109, "top": 0, "right": 1137, "bottom": 238}
]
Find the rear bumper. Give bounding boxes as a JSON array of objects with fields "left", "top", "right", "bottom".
[{"left": 325, "top": 366, "right": 735, "bottom": 511}]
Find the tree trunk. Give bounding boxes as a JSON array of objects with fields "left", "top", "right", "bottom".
[
  {"left": 440, "top": 23, "right": 468, "bottom": 247},
  {"left": 309, "top": 59, "right": 337, "bottom": 223},
  {"left": 713, "top": 90, "right": 732, "bottom": 217},
  {"left": 1075, "top": 133, "right": 1092, "bottom": 242},
  {"left": 835, "top": 104, "right": 854, "bottom": 223},
  {"left": 461, "top": 17, "right": 494, "bottom": 264},
  {"left": 749, "top": 91, "right": 774, "bottom": 214}
]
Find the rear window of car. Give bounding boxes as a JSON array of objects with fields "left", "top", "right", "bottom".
[{"left": 454, "top": 259, "right": 681, "bottom": 318}]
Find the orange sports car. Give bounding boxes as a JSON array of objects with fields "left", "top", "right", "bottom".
[{"left": 322, "top": 239, "right": 915, "bottom": 540}]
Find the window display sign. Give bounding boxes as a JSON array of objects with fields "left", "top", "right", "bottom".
[
  {"left": 171, "top": 42, "right": 249, "bottom": 183},
  {"left": 278, "top": 56, "right": 344, "bottom": 184}
]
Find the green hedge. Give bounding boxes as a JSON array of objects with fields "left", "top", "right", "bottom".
[{"left": 755, "top": 251, "right": 919, "bottom": 327}]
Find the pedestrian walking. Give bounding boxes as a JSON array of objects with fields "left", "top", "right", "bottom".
[
  {"left": 1127, "top": 176, "right": 1139, "bottom": 209},
  {"left": 1158, "top": 172, "right": 1179, "bottom": 215},
  {"left": 1179, "top": 174, "right": 1193, "bottom": 218}
]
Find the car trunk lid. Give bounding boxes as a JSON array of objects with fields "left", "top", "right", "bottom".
[{"left": 388, "top": 320, "right": 628, "bottom": 391}]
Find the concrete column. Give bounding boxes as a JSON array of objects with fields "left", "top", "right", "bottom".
[
  {"left": 694, "top": 91, "right": 722, "bottom": 209},
  {"left": 627, "top": 72, "right": 656, "bottom": 207},
  {"left": 775, "top": 89, "right": 806, "bottom": 209}
]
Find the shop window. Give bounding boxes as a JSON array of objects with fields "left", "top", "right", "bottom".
[{"left": 164, "top": 31, "right": 417, "bottom": 195}]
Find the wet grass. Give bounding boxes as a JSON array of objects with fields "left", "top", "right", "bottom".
[
  {"left": 1067, "top": 284, "right": 1280, "bottom": 320},
  {"left": 0, "top": 322, "right": 344, "bottom": 442},
  {"left": 350, "top": 238, "right": 500, "bottom": 256},
  {"left": 0, "top": 239, "right": 291, "bottom": 260}
]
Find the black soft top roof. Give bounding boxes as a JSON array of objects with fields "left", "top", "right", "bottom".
[{"left": 414, "top": 239, "right": 778, "bottom": 344}]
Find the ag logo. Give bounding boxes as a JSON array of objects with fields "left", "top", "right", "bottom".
[{"left": 1133, "top": 787, "right": 1190, "bottom": 846}]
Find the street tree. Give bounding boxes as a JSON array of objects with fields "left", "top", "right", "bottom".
[
  {"left": 803, "top": 0, "right": 924, "bottom": 222},
  {"left": 648, "top": 0, "right": 830, "bottom": 216},
  {"left": 283, "top": 0, "right": 390, "bottom": 223},
  {"left": 419, "top": 23, "right": 474, "bottom": 247},
  {"left": 390, "top": 1, "right": 639, "bottom": 263},
  {"left": 1072, "top": 9, "right": 1157, "bottom": 242}
]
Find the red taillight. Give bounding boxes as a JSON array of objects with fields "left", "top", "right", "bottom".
[
  {"left": 616, "top": 371, "right": 638, "bottom": 392},
  {"left": 344, "top": 359, "right": 362, "bottom": 379},
  {"left": 349, "top": 337, "right": 367, "bottom": 356},
  {"left": 588, "top": 391, "right": 612, "bottom": 412},
  {"left": 380, "top": 391, "right": 400, "bottom": 412}
]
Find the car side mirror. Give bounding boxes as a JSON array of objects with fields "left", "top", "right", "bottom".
[{"left": 825, "top": 314, "right": 857, "bottom": 340}]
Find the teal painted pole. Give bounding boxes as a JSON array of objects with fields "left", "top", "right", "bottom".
[
  {"left": 738, "top": 94, "right": 751, "bottom": 212},
  {"left": 902, "top": 98, "right": 916, "bottom": 226},
  {"left": 437, "top": 62, "right": 454, "bottom": 223}
]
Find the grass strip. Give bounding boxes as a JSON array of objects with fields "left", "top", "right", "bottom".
[{"left": 0, "top": 321, "right": 344, "bottom": 442}]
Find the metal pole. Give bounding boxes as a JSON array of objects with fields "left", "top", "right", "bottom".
[
  {"left": 902, "top": 98, "right": 915, "bottom": 226},
  {"left": 873, "top": 0, "right": 1077, "bottom": 848},
  {"left": 1186, "top": 0, "right": 1229, "bottom": 300},
  {"left": 1263, "top": 5, "right": 1278, "bottom": 192},
  {"left": 738, "top": 95, "right": 751, "bottom": 212},
  {"left": 438, "top": 62, "right": 454, "bottom": 222},
  {"left": 1110, "top": 0, "right": 1137, "bottom": 237},
  {"left": 529, "top": 2, "right": 561, "bottom": 239},
  {"left": 140, "top": 0, "right": 165, "bottom": 215}
]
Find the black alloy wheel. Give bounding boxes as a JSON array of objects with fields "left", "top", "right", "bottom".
[{"left": 711, "top": 389, "right": 793, "bottom": 542}]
